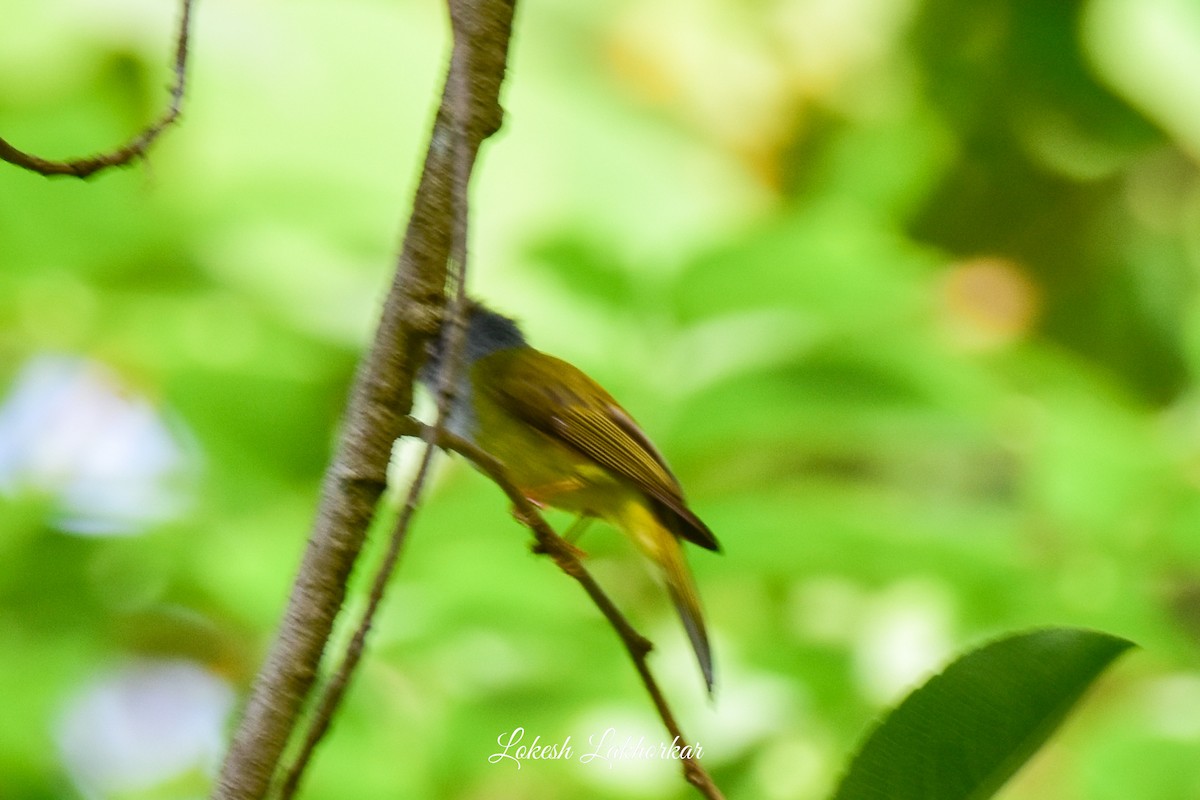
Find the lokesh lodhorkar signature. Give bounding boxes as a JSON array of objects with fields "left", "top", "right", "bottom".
[{"left": 487, "top": 727, "right": 704, "bottom": 770}]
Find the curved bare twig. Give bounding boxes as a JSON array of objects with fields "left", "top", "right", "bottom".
[{"left": 0, "top": 0, "right": 195, "bottom": 178}]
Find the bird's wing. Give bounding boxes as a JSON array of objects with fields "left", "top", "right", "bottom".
[{"left": 481, "top": 348, "right": 720, "bottom": 552}]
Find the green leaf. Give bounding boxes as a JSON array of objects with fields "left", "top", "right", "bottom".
[{"left": 832, "top": 627, "right": 1135, "bottom": 800}]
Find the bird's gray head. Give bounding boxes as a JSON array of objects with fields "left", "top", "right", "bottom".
[{"left": 420, "top": 301, "right": 526, "bottom": 386}]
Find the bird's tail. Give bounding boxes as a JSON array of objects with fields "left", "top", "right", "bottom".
[{"left": 621, "top": 500, "right": 714, "bottom": 694}]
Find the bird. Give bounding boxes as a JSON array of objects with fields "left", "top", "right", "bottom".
[{"left": 420, "top": 300, "right": 720, "bottom": 692}]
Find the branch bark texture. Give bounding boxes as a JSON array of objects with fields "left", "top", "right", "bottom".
[
  {"left": 211, "top": 2, "right": 517, "bottom": 798},
  {"left": 275, "top": 26, "right": 481, "bottom": 795}
]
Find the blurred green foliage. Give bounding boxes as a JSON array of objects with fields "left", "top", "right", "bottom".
[{"left": 3, "top": 0, "right": 1200, "bottom": 798}]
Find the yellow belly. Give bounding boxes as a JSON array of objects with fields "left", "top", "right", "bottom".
[{"left": 471, "top": 389, "right": 634, "bottom": 523}]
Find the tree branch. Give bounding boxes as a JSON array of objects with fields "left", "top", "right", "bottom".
[
  {"left": 210, "top": 2, "right": 517, "bottom": 798},
  {"left": 273, "top": 8, "right": 482, "bottom": 796},
  {"left": 0, "top": 0, "right": 195, "bottom": 178},
  {"left": 397, "top": 418, "right": 727, "bottom": 800}
]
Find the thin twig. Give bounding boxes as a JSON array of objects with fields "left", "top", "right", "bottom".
[
  {"left": 0, "top": 0, "right": 195, "bottom": 178},
  {"left": 273, "top": 401, "right": 446, "bottom": 799},
  {"left": 396, "top": 417, "right": 727, "bottom": 800},
  {"left": 273, "top": 9, "right": 480, "bottom": 797}
]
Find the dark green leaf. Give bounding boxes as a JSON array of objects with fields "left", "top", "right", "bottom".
[{"left": 832, "top": 627, "right": 1134, "bottom": 800}]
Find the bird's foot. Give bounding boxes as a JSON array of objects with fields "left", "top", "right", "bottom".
[{"left": 510, "top": 504, "right": 590, "bottom": 561}]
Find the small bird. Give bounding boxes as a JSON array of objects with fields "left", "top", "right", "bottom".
[{"left": 421, "top": 301, "right": 720, "bottom": 691}]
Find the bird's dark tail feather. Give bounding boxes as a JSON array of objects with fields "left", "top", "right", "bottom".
[
  {"left": 668, "top": 578, "right": 714, "bottom": 695},
  {"left": 624, "top": 500, "right": 715, "bottom": 694},
  {"left": 659, "top": 534, "right": 714, "bottom": 694}
]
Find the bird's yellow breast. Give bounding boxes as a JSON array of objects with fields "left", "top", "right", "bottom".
[{"left": 469, "top": 360, "right": 634, "bottom": 521}]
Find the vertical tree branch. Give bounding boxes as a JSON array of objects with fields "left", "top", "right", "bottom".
[
  {"left": 211, "top": 2, "right": 517, "bottom": 798},
  {"left": 273, "top": 9, "right": 481, "bottom": 796}
]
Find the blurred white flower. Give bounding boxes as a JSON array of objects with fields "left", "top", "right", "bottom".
[
  {"left": 0, "top": 355, "right": 200, "bottom": 535},
  {"left": 55, "top": 660, "right": 235, "bottom": 800}
]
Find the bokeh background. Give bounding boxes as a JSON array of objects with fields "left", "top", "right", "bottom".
[{"left": 3, "top": 0, "right": 1200, "bottom": 797}]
